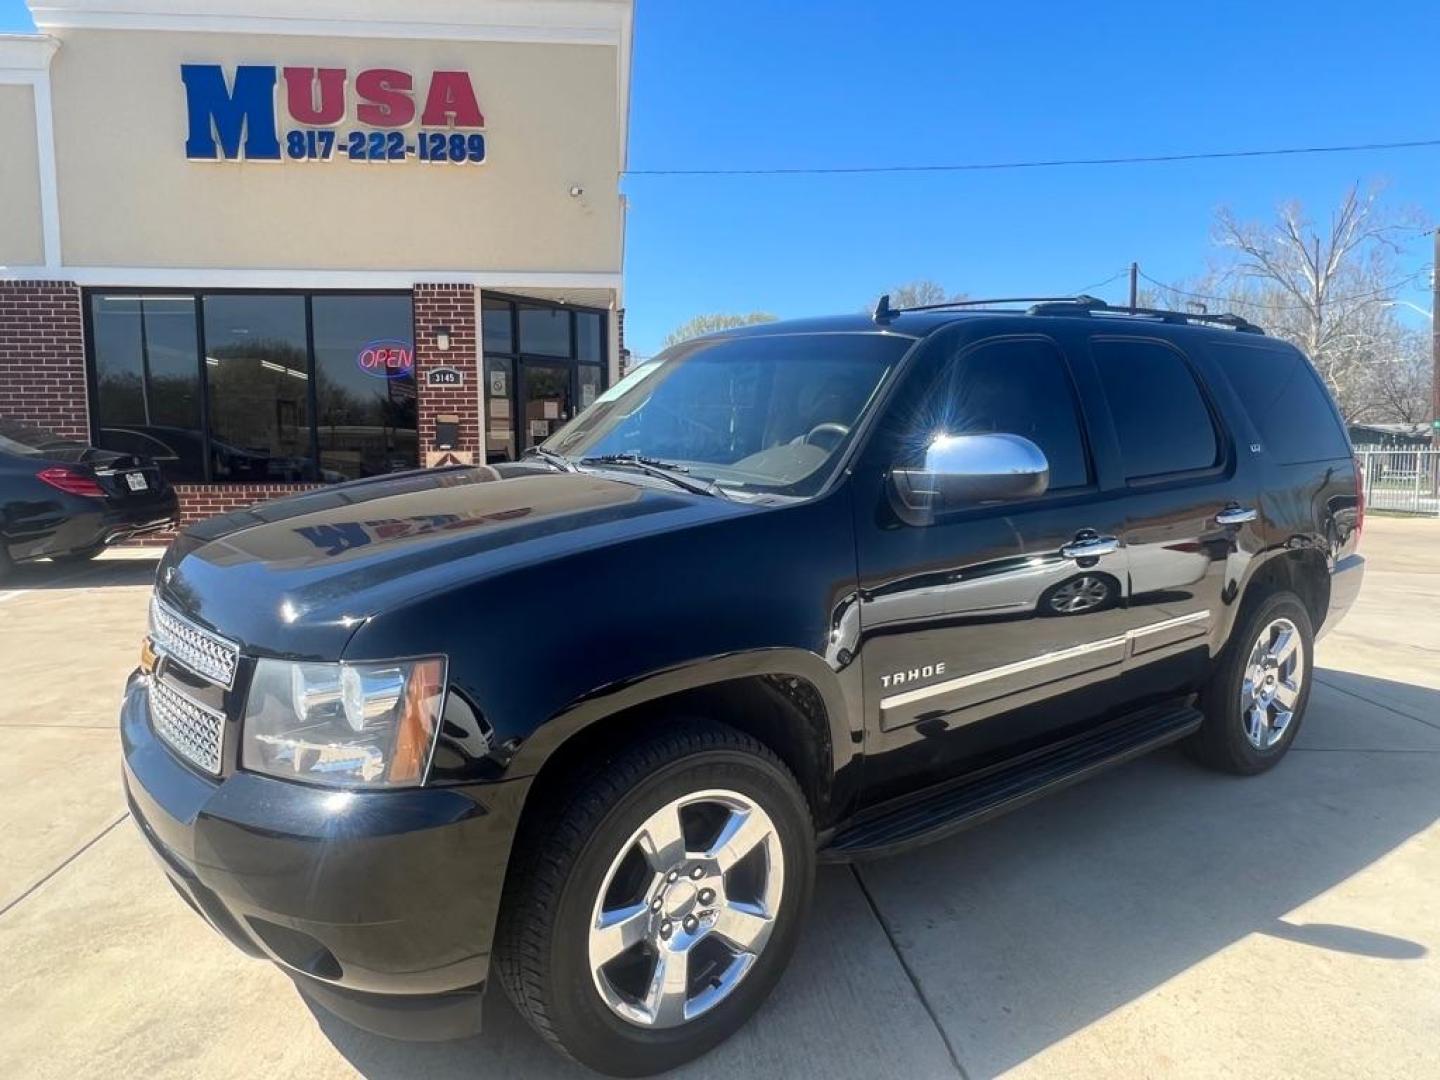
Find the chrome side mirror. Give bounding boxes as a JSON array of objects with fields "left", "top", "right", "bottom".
[{"left": 889, "top": 433, "right": 1049, "bottom": 524}]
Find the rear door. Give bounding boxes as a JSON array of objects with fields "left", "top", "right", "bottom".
[{"left": 1082, "top": 333, "right": 1264, "bottom": 693}]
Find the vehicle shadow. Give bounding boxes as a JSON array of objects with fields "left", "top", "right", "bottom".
[
  {"left": 309, "top": 672, "right": 1439, "bottom": 1079},
  {"left": 2, "top": 552, "right": 161, "bottom": 591}
]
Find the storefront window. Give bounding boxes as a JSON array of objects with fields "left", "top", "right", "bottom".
[
  {"left": 518, "top": 304, "right": 571, "bottom": 356},
  {"left": 88, "top": 290, "right": 418, "bottom": 484},
  {"left": 576, "top": 312, "right": 604, "bottom": 363},
  {"left": 481, "top": 294, "right": 608, "bottom": 464},
  {"left": 90, "top": 295, "right": 205, "bottom": 481},
  {"left": 482, "top": 297, "right": 514, "bottom": 354},
  {"left": 485, "top": 356, "right": 516, "bottom": 462},
  {"left": 312, "top": 295, "right": 417, "bottom": 480},
  {"left": 578, "top": 364, "right": 603, "bottom": 412},
  {"left": 203, "top": 295, "right": 312, "bottom": 482}
]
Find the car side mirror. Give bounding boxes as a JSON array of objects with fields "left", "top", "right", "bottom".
[{"left": 888, "top": 433, "right": 1049, "bottom": 525}]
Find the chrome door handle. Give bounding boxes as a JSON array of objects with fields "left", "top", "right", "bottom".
[
  {"left": 1215, "top": 506, "right": 1258, "bottom": 526},
  {"left": 1060, "top": 535, "right": 1119, "bottom": 559}
]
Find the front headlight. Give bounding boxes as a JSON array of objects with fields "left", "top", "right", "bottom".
[{"left": 242, "top": 657, "right": 447, "bottom": 788}]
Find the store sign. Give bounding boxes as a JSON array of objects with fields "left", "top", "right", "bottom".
[
  {"left": 181, "top": 65, "right": 486, "bottom": 164},
  {"left": 356, "top": 339, "right": 415, "bottom": 379}
]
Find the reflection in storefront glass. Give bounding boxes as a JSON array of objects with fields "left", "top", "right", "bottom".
[
  {"left": 203, "top": 294, "right": 313, "bottom": 482},
  {"left": 91, "top": 295, "right": 206, "bottom": 482},
  {"left": 518, "top": 304, "right": 570, "bottom": 356},
  {"left": 312, "top": 295, "right": 417, "bottom": 480}
]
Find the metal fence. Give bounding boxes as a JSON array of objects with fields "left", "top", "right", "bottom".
[{"left": 1355, "top": 446, "right": 1440, "bottom": 516}]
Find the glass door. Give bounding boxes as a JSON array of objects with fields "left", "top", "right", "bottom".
[
  {"left": 521, "top": 361, "right": 574, "bottom": 451},
  {"left": 480, "top": 293, "right": 608, "bottom": 462}
]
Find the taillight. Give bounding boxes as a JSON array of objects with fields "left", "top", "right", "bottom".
[
  {"left": 1353, "top": 455, "right": 1365, "bottom": 544},
  {"left": 37, "top": 466, "right": 106, "bottom": 497}
]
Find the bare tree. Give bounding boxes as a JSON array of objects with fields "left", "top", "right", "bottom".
[
  {"left": 873, "top": 279, "right": 967, "bottom": 310},
  {"left": 662, "top": 311, "right": 778, "bottom": 348},
  {"left": 1211, "top": 184, "right": 1422, "bottom": 420},
  {"left": 1359, "top": 328, "right": 1432, "bottom": 426}
]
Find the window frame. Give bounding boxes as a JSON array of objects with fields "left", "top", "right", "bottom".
[
  {"left": 83, "top": 286, "right": 416, "bottom": 484},
  {"left": 479, "top": 291, "right": 610, "bottom": 463},
  {"left": 915, "top": 332, "right": 1100, "bottom": 514},
  {"left": 1085, "top": 334, "right": 1232, "bottom": 488}
]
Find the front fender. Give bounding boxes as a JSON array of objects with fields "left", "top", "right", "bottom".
[{"left": 506, "top": 646, "right": 852, "bottom": 783}]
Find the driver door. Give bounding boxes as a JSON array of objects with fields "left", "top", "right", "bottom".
[{"left": 851, "top": 331, "right": 1145, "bottom": 801}]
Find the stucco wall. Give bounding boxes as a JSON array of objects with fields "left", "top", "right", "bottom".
[
  {"left": 47, "top": 29, "right": 622, "bottom": 273},
  {"left": 0, "top": 84, "right": 44, "bottom": 266}
]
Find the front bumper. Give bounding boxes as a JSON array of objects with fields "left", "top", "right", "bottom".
[
  {"left": 1318, "top": 553, "right": 1365, "bottom": 640},
  {"left": 119, "top": 675, "right": 526, "bottom": 1038}
]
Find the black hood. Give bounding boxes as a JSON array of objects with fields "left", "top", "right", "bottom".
[{"left": 156, "top": 464, "right": 753, "bottom": 659}]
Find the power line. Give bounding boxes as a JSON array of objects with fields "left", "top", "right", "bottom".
[
  {"left": 1136, "top": 268, "right": 1430, "bottom": 312},
  {"left": 1073, "top": 268, "right": 1130, "bottom": 294},
  {"left": 626, "top": 138, "right": 1440, "bottom": 177}
]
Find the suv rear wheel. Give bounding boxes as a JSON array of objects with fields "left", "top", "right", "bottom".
[
  {"left": 1191, "top": 591, "right": 1314, "bottom": 774},
  {"left": 495, "top": 720, "right": 815, "bottom": 1076}
]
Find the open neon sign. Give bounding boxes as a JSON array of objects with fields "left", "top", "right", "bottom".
[{"left": 356, "top": 339, "right": 415, "bottom": 380}]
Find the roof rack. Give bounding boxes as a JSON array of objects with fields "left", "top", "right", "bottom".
[
  {"left": 872, "top": 294, "right": 1101, "bottom": 324},
  {"left": 1025, "top": 297, "right": 1265, "bottom": 334},
  {"left": 870, "top": 292, "right": 1264, "bottom": 334}
]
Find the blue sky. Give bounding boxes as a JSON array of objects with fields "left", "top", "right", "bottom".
[{"left": 4, "top": 0, "right": 1437, "bottom": 356}]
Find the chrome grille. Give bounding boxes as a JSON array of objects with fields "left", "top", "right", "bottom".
[
  {"left": 150, "top": 597, "right": 240, "bottom": 688},
  {"left": 150, "top": 678, "right": 225, "bottom": 775}
]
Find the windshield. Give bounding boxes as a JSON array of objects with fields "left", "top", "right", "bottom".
[
  {"left": 544, "top": 332, "right": 911, "bottom": 497},
  {"left": 0, "top": 418, "right": 82, "bottom": 457}
]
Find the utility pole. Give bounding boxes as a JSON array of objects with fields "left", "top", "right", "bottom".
[
  {"left": 1432, "top": 228, "right": 1439, "bottom": 448},
  {"left": 1129, "top": 262, "right": 1138, "bottom": 312}
]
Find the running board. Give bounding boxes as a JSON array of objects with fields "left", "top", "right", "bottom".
[{"left": 822, "top": 704, "right": 1202, "bottom": 861}]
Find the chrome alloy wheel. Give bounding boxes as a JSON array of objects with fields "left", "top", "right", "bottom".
[
  {"left": 1048, "top": 575, "right": 1111, "bottom": 614},
  {"left": 587, "top": 789, "right": 784, "bottom": 1029},
  {"left": 1241, "top": 616, "right": 1305, "bottom": 749}
]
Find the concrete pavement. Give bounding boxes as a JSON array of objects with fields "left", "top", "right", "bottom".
[{"left": 1, "top": 519, "right": 1437, "bottom": 1078}]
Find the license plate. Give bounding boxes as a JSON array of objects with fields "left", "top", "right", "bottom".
[{"left": 125, "top": 472, "right": 148, "bottom": 492}]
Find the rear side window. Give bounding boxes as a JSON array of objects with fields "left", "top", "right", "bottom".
[
  {"left": 1092, "top": 339, "right": 1220, "bottom": 480},
  {"left": 1207, "top": 342, "right": 1350, "bottom": 463},
  {"left": 926, "top": 337, "right": 1091, "bottom": 490}
]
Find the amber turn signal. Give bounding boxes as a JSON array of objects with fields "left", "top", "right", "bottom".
[{"left": 139, "top": 635, "right": 158, "bottom": 675}]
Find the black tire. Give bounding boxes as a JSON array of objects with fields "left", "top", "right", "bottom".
[
  {"left": 51, "top": 543, "right": 106, "bottom": 564},
  {"left": 494, "top": 719, "right": 815, "bottom": 1077},
  {"left": 1189, "top": 591, "right": 1314, "bottom": 775}
]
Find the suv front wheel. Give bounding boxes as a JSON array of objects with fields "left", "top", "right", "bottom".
[
  {"left": 495, "top": 720, "right": 815, "bottom": 1076},
  {"left": 1191, "top": 591, "right": 1315, "bottom": 774}
]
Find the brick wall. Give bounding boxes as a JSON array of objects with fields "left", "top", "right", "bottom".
[
  {"left": 0, "top": 281, "right": 88, "bottom": 439},
  {"left": 413, "top": 283, "right": 479, "bottom": 459},
  {"left": 127, "top": 482, "right": 324, "bottom": 546}
]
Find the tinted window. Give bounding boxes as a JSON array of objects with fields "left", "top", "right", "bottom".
[
  {"left": 1209, "top": 342, "right": 1350, "bottom": 463},
  {"left": 576, "top": 312, "right": 604, "bottom": 363},
  {"left": 203, "top": 294, "right": 313, "bottom": 482},
  {"left": 90, "top": 295, "right": 205, "bottom": 481},
  {"left": 1092, "top": 339, "right": 1219, "bottom": 479},
  {"left": 924, "top": 338, "right": 1090, "bottom": 491},
  {"left": 518, "top": 304, "right": 570, "bottom": 356},
  {"left": 311, "top": 295, "right": 417, "bottom": 480},
  {"left": 482, "top": 297, "right": 513, "bottom": 354}
]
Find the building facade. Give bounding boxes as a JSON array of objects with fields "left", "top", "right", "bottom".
[{"left": 0, "top": 0, "right": 631, "bottom": 529}]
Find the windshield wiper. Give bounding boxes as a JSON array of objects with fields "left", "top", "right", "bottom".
[
  {"left": 578, "top": 453, "right": 728, "bottom": 499},
  {"left": 522, "top": 446, "right": 577, "bottom": 472}
]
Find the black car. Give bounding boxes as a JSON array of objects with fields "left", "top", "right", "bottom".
[
  {"left": 0, "top": 418, "right": 178, "bottom": 577},
  {"left": 120, "top": 297, "right": 1364, "bottom": 1076}
]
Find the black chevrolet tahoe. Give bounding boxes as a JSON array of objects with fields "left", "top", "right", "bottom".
[{"left": 121, "top": 296, "right": 1365, "bottom": 1076}]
